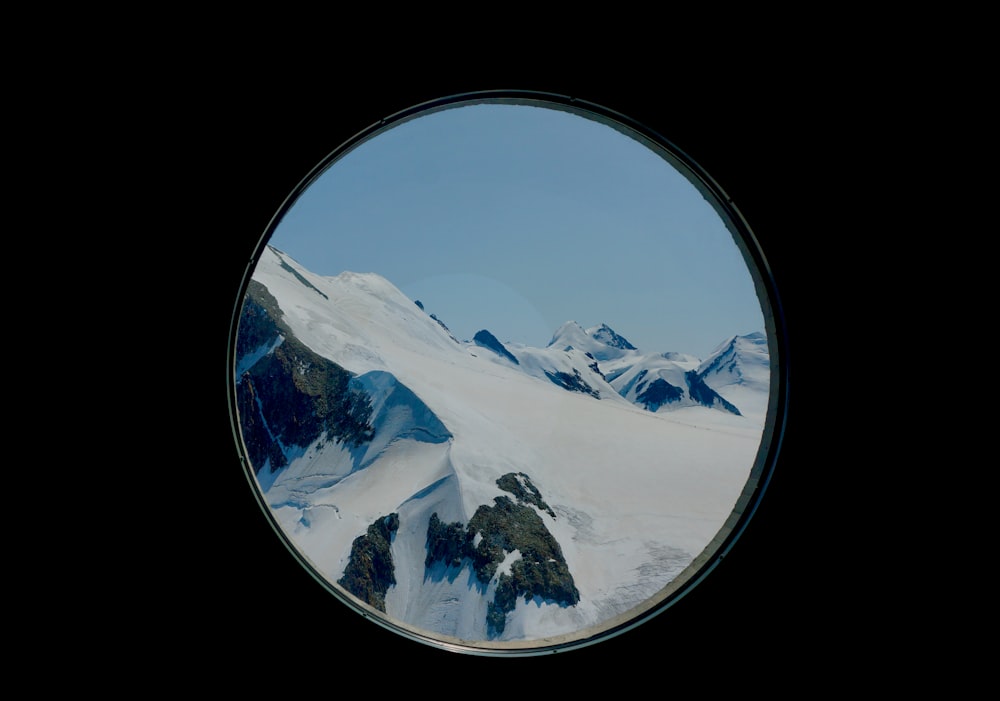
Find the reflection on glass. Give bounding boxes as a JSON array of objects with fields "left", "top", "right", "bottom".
[{"left": 231, "top": 96, "right": 778, "bottom": 654}]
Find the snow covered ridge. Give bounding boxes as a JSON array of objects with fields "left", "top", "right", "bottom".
[{"left": 233, "top": 245, "right": 771, "bottom": 648}]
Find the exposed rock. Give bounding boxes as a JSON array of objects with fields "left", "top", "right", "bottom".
[
  {"left": 236, "top": 371, "right": 289, "bottom": 472},
  {"left": 424, "top": 472, "right": 578, "bottom": 637},
  {"left": 543, "top": 368, "right": 600, "bottom": 398},
  {"left": 468, "top": 496, "right": 579, "bottom": 636},
  {"left": 337, "top": 513, "right": 400, "bottom": 612},
  {"left": 496, "top": 472, "right": 555, "bottom": 518},
  {"left": 235, "top": 280, "right": 375, "bottom": 474},
  {"left": 584, "top": 352, "right": 605, "bottom": 380},
  {"left": 686, "top": 370, "right": 741, "bottom": 415},
  {"left": 274, "top": 250, "right": 328, "bottom": 300},
  {"left": 635, "top": 377, "right": 684, "bottom": 412},
  {"left": 430, "top": 314, "right": 459, "bottom": 342},
  {"left": 590, "top": 323, "right": 637, "bottom": 351},
  {"left": 618, "top": 363, "right": 742, "bottom": 415},
  {"left": 473, "top": 329, "right": 520, "bottom": 365},
  {"left": 425, "top": 513, "right": 470, "bottom": 569}
]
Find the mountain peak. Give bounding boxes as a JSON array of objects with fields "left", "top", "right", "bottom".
[
  {"left": 697, "top": 332, "right": 771, "bottom": 394},
  {"left": 547, "top": 320, "right": 587, "bottom": 347},
  {"left": 473, "top": 329, "right": 520, "bottom": 365},
  {"left": 547, "top": 320, "right": 638, "bottom": 362},
  {"left": 587, "top": 323, "right": 637, "bottom": 352}
]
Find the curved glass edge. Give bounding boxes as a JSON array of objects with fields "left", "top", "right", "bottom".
[{"left": 225, "top": 89, "right": 791, "bottom": 657}]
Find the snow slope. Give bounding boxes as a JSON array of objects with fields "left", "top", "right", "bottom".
[{"left": 237, "top": 245, "right": 770, "bottom": 646}]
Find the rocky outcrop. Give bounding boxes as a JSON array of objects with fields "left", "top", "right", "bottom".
[
  {"left": 424, "top": 473, "right": 579, "bottom": 637},
  {"left": 473, "top": 329, "right": 520, "bottom": 365},
  {"left": 635, "top": 377, "right": 684, "bottom": 412},
  {"left": 337, "top": 513, "right": 400, "bottom": 612},
  {"left": 584, "top": 352, "right": 605, "bottom": 381},
  {"left": 686, "top": 370, "right": 741, "bottom": 415},
  {"left": 235, "top": 280, "right": 375, "bottom": 474},
  {"left": 590, "top": 323, "right": 636, "bottom": 351},
  {"left": 543, "top": 368, "right": 600, "bottom": 398},
  {"left": 496, "top": 472, "right": 555, "bottom": 518},
  {"left": 471, "top": 496, "right": 579, "bottom": 636}
]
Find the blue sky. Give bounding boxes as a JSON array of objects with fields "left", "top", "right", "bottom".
[{"left": 266, "top": 101, "right": 766, "bottom": 359}]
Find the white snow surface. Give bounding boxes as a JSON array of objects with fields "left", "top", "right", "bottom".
[{"left": 242, "top": 246, "right": 770, "bottom": 645}]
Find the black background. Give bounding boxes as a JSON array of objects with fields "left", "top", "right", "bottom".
[{"left": 173, "top": 68, "right": 845, "bottom": 685}]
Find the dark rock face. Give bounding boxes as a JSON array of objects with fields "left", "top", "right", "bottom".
[
  {"left": 235, "top": 280, "right": 375, "bottom": 474},
  {"left": 686, "top": 370, "right": 741, "bottom": 416},
  {"left": 412, "top": 302, "right": 459, "bottom": 343},
  {"left": 496, "top": 472, "right": 555, "bottom": 518},
  {"left": 424, "top": 473, "right": 579, "bottom": 637},
  {"left": 471, "top": 496, "right": 579, "bottom": 636},
  {"left": 473, "top": 329, "right": 520, "bottom": 365},
  {"left": 619, "top": 364, "right": 742, "bottom": 415},
  {"left": 544, "top": 368, "right": 600, "bottom": 398},
  {"left": 235, "top": 281, "right": 282, "bottom": 362},
  {"left": 273, "top": 247, "right": 328, "bottom": 300},
  {"left": 236, "top": 371, "right": 290, "bottom": 472},
  {"left": 338, "top": 513, "right": 400, "bottom": 612},
  {"left": 584, "top": 352, "right": 605, "bottom": 380},
  {"left": 635, "top": 377, "right": 684, "bottom": 412},
  {"left": 425, "top": 513, "right": 468, "bottom": 569},
  {"left": 591, "top": 323, "right": 637, "bottom": 351}
]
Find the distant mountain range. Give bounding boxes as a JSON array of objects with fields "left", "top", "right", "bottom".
[{"left": 233, "top": 245, "right": 770, "bottom": 648}]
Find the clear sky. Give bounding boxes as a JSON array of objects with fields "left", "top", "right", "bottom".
[{"left": 266, "top": 101, "right": 766, "bottom": 359}]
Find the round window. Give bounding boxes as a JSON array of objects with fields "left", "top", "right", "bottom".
[{"left": 227, "top": 90, "right": 787, "bottom": 656}]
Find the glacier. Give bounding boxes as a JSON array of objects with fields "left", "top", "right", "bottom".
[{"left": 233, "top": 245, "right": 771, "bottom": 648}]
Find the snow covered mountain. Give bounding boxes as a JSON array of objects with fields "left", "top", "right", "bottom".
[
  {"left": 495, "top": 319, "right": 766, "bottom": 422},
  {"left": 234, "top": 245, "right": 770, "bottom": 647}
]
